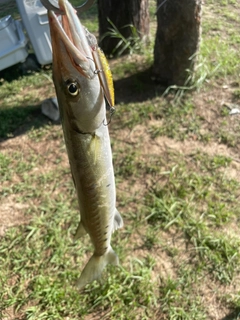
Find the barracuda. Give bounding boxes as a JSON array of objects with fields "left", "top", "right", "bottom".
[{"left": 42, "top": 0, "right": 123, "bottom": 289}]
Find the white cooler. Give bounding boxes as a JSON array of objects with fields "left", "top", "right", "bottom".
[
  {"left": 0, "top": 15, "right": 28, "bottom": 71},
  {"left": 16, "top": 0, "right": 52, "bottom": 65}
]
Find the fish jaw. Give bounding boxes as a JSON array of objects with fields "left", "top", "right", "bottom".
[
  {"left": 48, "top": 6, "right": 105, "bottom": 133},
  {"left": 49, "top": 0, "right": 95, "bottom": 79},
  {"left": 59, "top": 0, "right": 94, "bottom": 60},
  {"left": 57, "top": 0, "right": 115, "bottom": 109}
]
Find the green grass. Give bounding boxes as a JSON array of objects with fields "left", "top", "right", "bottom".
[
  {"left": 2, "top": 143, "right": 239, "bottom": 319},
  {"left": 0, "top": 69, "right": 55, "bottom": 139},
  {"left": 144, "top": 153, "right": 240, "bottom": 283},
  {"left": 1, "top": 0, "right": 240, "bottom": 319}
]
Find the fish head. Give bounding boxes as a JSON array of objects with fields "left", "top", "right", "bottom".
[{"left": 48, "top": 0, "right": 105, "bottom": 133}]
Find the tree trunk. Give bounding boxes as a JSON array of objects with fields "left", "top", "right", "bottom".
[
  {"left": 98, "top": 0, "right": 149, "bottom": 55},
  {"left": 153, "top": 0, "right": 202, "bottom": 86}
]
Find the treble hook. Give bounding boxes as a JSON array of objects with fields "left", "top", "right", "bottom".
[
  {"left": 40, "top": 0, "right": 95, "bottom": 15},
  {"left": 103, "top": 107, "right": 115, "bottom": 126}
]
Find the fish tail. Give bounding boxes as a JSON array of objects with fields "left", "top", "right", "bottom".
[{"left": 76, "top": 246, "right": 119, "bottom": 289}]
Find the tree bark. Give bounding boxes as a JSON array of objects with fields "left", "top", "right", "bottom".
[
  {"left": 153, "top": 0, "right": 202, "bottom": 86},
  {"left": 98, "top": 0, "right": 149, "bottom": 55}
]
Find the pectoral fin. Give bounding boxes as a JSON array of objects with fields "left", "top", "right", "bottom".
[
  {"left": 113, "top": 209, "right": 123, "bottom": 233},
  {"left": 73, "top": 221, "right": 87, "bottom": 241}
]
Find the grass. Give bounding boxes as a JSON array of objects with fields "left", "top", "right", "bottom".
[
  {"left": 100, "top": 18, "right": 144, "bottom": 56},
  {"left": 1, "top": 0, "right": 240, "bottom": 319},
  {"left": 144, "top": 153, "right": 240, "bottom": 284}
]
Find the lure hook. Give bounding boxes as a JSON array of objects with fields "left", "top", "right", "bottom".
[
  {"left": 103, "top": 107, "right": 115, "bottom": 126},
  {"left": 40, "top": 0, "right": 95, "bottom": 15}
]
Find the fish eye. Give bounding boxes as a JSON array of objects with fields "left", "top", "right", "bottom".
[{"left": 66, "top": 81, "right": 79, "bottom": 96}]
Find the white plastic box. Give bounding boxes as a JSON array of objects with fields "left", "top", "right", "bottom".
[
  {"left": 16, "top": 0, "right": 52, "bottom": 65},
  {"left": 0, "top": 15, "right": 28, "bottom": 71}
]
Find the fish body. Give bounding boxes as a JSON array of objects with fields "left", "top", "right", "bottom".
[{"left": 47, "top": 0, "right": 123, "bottom": 289}]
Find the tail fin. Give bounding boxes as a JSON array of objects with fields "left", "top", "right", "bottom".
[{"left": 76, "top": 246, "right": 119, "bottom": 290}]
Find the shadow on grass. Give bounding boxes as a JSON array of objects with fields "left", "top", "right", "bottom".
[
  {"left": 0, "top": 0, "right": 19, "bottom": 20},
  {"left": 0, "top": 61, "right": 165, "bottom": 142},
  {"left": 114, "top": 67, "right": 166, "bottom": 105},
  {"left": 0, "top": 57, "right": 55, "bottom": 142},
  {"left": 221, "top": 308, "right": 240, "bottom": 320},
  {"left": 0, "top": 63, "right": 27, "bottom": 83},
  {"left": 0, "top": 54, "right": 42, "bottom": 83},
  {"left": 0, "top": 103, "right": 58, "bottom": 142}
]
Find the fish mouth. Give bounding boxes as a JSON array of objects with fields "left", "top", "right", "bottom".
[
  {"left": 48, "top": 0, "right": 96, "bottom": 79},
  {"left": 47, "top": 0, "right": 115, "bottom": 108}
]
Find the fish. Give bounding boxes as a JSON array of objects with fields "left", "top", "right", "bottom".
[{"left": 46, "top": 0, "right": 123, "bottom": 289}]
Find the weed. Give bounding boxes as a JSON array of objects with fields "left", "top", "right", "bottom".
[
  {"left": 0, "top": 153, "right": 12, "bottom": 181},
  {"left": 101, "top": 18, "right": 144, "bottom": 56},
  {"left": 158, "top": 276, "right": 207, "bottom": 319}
]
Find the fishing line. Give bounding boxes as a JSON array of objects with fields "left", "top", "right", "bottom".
[{"left": 156, "top": 0, "right": 168, "bottom": 13}]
